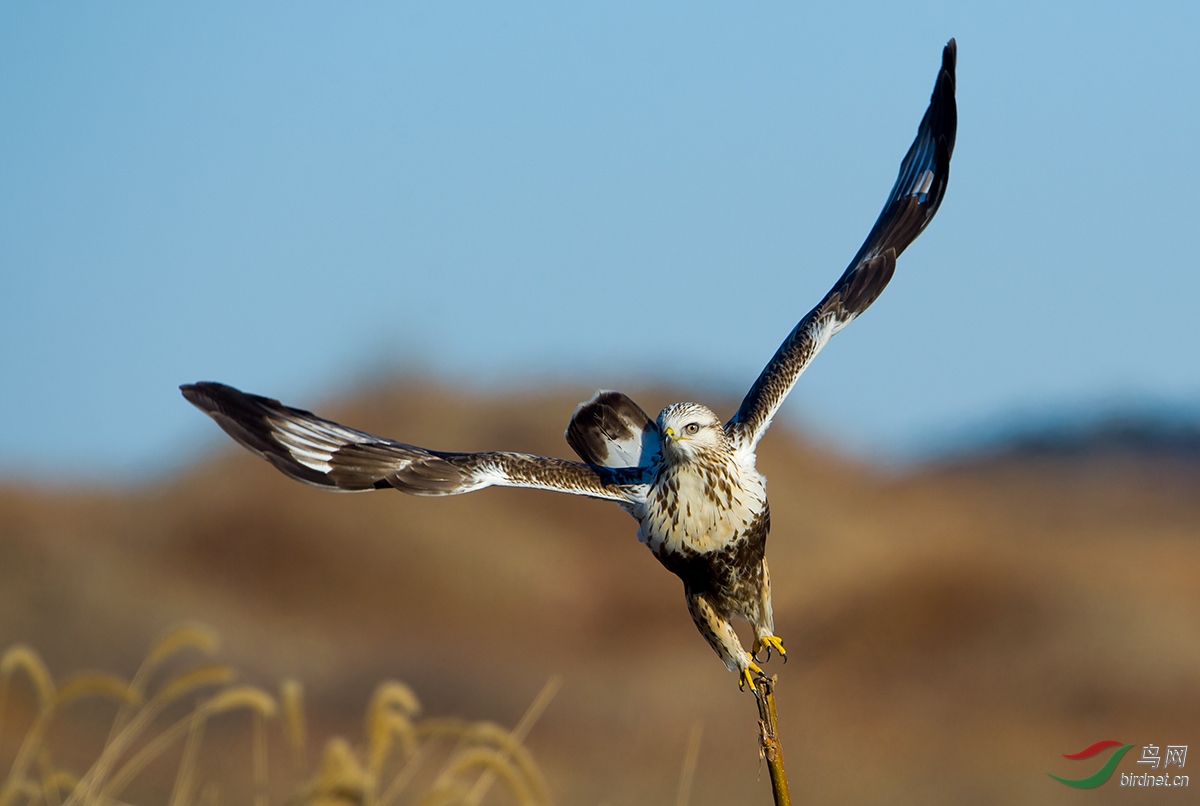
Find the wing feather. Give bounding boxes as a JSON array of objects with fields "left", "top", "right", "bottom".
[
  {"left": 565, "top": 391, "right": 662, "bottom": 469},
  {"left": 181, "top": 382, "right": 643, "bottom": 503},
  {"left": 727, "top": 39, "right": 957, "bottom": 451}
]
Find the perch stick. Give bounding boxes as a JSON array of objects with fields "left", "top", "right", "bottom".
[{"left": 753, "top": 676, "right": 791, "bottom": 806}]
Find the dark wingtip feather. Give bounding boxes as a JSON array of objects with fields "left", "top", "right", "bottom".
[
  {"left": 180, "top": 381, "right": 210, "bottom": 409},
  {"left": 841, "top": 38, "right": 957, "bottom": 276},
  {"left": 932, "top": 38, "right": 958, "bottom": 162},
  {"left": 181, "top": 381, "right": 280, "bottom": 454},
  {"left": 181, "top": 381, "right": 288, "bottom": 420},
  {"left": 181, "top": 380, "right": 337, "bottom": 488}
]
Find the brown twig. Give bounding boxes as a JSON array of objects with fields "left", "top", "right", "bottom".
[{"left": 753, "top": 676, "right": 791, "bottom": 806}]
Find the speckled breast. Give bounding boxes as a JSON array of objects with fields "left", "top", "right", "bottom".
[
  {"left": 639, "top": 455, "right": 767, "bottom": 553},
  {"left": 654, "top": 504, "right": 770, "bottom": 608}
]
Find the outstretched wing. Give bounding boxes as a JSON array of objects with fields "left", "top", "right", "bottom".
[
  {"left": 727, "top": 39, "right": 957, "bottom": 452},
  {"left": 182, "top": 382, "right": 645, "bottom": 503}
]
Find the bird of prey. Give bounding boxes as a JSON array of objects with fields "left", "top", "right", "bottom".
[{"left": 183, "top": 40, "right": 957, "bottom": 692}]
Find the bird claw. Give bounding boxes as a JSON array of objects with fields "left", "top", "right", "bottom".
[
  {"left": 739, "top": 661, "right": 766, "bottom": 693},
  {"left": 752, "top": 635, "right": 788, "bottom": 664}
]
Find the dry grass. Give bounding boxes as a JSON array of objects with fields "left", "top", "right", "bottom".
[{"left": 0, "top": 625, "right": 554, "bottom": 806}]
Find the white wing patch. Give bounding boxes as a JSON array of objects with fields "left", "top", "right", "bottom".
[
  {"left": 602, "top": 426, "right": 659, "bottom": 468},
  {"left": 267, "top": 415, "right": 377, "bottom": 474},
  {"left": 912, "top": 168, "right": 935, "bottom": 197}
]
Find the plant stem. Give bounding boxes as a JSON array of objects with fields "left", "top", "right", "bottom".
[{"left": 754, "top": 676, "right": 791, "bottom": 806}]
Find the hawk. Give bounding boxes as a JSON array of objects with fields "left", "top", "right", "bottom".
[{"left": 183, "top": 41, "right": 956, "bottom": 692}]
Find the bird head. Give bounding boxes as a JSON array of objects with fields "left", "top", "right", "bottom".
[{"left": 657, "top": 402, "right": 728, "bottom": 463}]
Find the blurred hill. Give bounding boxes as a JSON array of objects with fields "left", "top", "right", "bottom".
[{"left": 2, "top": 380, "right": 1198, "bottom": 804}]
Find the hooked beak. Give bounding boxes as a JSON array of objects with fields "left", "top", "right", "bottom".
[{"left": 663, "top": 426, "right": 677, "bottom": 442}]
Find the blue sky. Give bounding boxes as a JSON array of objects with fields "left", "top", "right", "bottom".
[{"left": 2, "top": 2, "right": 1197, "bottom": 480}]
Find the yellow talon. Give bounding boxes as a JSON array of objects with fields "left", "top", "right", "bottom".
[
  {"left": 739, "top": 661, "right": 764, "bottom": 692},
  {"left": 755, "top": 635, "right": 787, "bottom": 663}
]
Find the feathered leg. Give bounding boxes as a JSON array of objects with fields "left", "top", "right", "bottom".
[
  {"left": 751, "top": 558, "right": 787, "bottom": 663},
  {"left": 686, "top": 590, "right": 764, "bottom": 691}
]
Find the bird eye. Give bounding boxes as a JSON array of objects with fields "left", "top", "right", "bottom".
[{"left": 684, "top": 423, "right": 700, "bottom": 435}]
